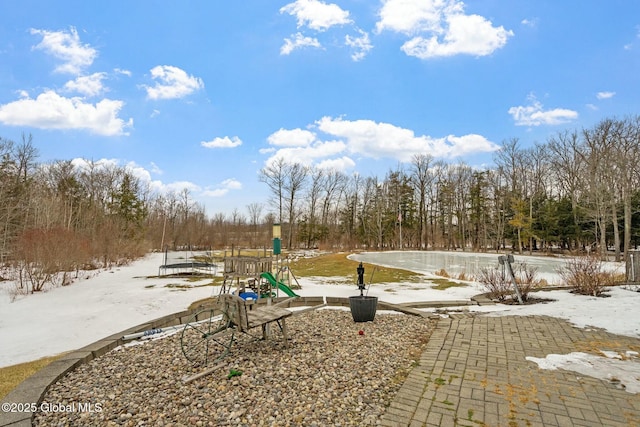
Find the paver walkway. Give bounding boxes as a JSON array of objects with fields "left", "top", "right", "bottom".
[{"left": 381, "top": 315, "right": 640, "bottom": 427}]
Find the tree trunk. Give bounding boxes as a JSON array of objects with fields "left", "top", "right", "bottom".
[{"left": 611, "top": 198, "right": 621, "bottom": 262}]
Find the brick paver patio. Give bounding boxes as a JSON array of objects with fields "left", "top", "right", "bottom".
[{"left": 381, "top": 315, "right": 640, "bottom": 427}]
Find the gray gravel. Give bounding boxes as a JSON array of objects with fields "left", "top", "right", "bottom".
[{"left": 34, "top": 309, "right": 436, "bottom": 426}]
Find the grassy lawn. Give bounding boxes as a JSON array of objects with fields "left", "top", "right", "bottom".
[
  {"left": 0, "top": 355, "right": 62, "bottom": 400},
  {"left": 187, "top": 252, "right": 428, "bottom": 308},
  {"left": 430, "top": 277, "right": 469, "bottom": 290},
  {"left": 289, "top": 252, "right": 425, "bottom": 284}
]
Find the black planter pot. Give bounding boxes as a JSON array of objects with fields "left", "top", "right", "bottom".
[{"left": 349, "top": 295, "right": 378, "bottom": 322}]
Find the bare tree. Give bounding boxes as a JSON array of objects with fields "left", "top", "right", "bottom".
[
  {"left": 612, "top": 116, "right": 640, "bottom": 263},
  {"left": 15, "top": 133, "right": 38, "bottom": 184},
  {"left": 582, "top": 119, "right": 617, "bottom": 258},
  {"left": 259, "top": 157, "right": 287, "bottom": 224},
  {"left": 283, "top": 162, "right": 308, "bottom": 248},
  {"left": 547, "top": 130, "right": 586, "bottom": 250},
  {"left": 302, "top": 167, "right": 324, "bottom": 248},
  {"left": 410, "top": 154, "right": 434, "bottom": 249},
  {"left": 319, "top": 169, "right": 347, "bottom": 246},
  {"left": 246, "top": 202, "right": 264, "bottom": 247}
]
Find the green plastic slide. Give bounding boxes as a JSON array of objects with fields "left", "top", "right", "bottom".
[{"left": 259, "top": 272, "right": 299, "bottom": 297}]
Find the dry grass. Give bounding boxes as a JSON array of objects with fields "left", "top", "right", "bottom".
[
  {"left": 434, "top": 268, "right": 450, "bottom": 278},
  {"left": 430, "top": 278, "right": 468, "bottom": 290},
  {"left": 188, "top": 252, "right": 433, "bottom": 307},
  {"left": 289, "top": 252, "right": 425, "bottom": 284},
  {"left": 0, "top": 355, "right": 62, "bottom": 400}
]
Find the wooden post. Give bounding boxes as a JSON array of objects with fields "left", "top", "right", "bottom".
[{"left": 182, "top": 362, "right": 225, "bottom": 384}]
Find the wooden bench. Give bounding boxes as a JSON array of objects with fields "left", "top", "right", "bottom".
[{"left": 218, "top": 293, "right": 292, "bottom": 347}]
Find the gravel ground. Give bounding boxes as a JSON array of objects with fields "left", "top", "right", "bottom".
[{"left": 34, "top": 309, "right": 436, "bottom": 426}]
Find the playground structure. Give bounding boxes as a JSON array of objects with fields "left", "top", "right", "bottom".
[
  {"left": 220, "top": 248, "right": 300, "bottom": 299},
  {"left": 172, "top": 227, "right": 302, "bottom": 366},
  {"left": 158, "top": 248, "right": 217, "bottom": 276}
]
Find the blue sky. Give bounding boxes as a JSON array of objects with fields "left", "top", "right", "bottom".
[{"left": 1, "top": 1, "right": 639, "bottom": 217}]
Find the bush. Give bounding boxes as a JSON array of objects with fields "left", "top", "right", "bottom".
[
  {"left": 434, "top": 268, "right": 450, "bottom": 278},
  {"left": 558, "top": 256, "right": 614, "bottom": 297},
  {"left": 457, "top": 271, "right": 469, "bottom": 281},
  {"left": 477, "top": 267, "right": 512, "bottom": 302},
  {"left": 478, "top": 262, "right": 543, "bottom": 303},
  {"left": 513, "top": 262, "right": 544, "bottom": 302},
  {"left": 11, "top": 227, "right": 91, "bottom": 293}
]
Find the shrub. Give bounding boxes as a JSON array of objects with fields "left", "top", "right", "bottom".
[
  {"left": 434, "top": 268, "right": 450, "bottom": 278},
  {"left": 478, "top": 262, "right": 543, "bottom": 303},
  {"left": 457, "top": 271, "right": 469, "bottom": 281},
  {"left": 477, "top": 266, "right": 512, "bottom": 302},
  {"left": 557, "top": 256, "right": 614, "bottom": 297},
  {"left": 11, "top": 227, "right": 91, "bottom": 293},
  {"left": 513, "top": 262, "right": 544, "bottom": 302}
]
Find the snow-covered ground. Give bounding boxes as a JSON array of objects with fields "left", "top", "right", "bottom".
[
  {"left": 0, "top": 253, "right": 214, "bottom": 368},
  {"left": 1, "top": 251, "right": 639, "bottom": 393}
]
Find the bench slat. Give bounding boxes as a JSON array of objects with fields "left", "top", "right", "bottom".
[
  {"left": 213, "top": 293, "right": 292, "bottom": 350},
  {"left": 247, "top": 307, "right": 292, "bottom": 329}
]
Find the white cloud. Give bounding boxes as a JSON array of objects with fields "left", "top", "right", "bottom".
[
  {"left": 124, "top": 161, "right": 154, "bottom": 184},
  {"left": 30, "top": 27, "right": 97, "bottom": 74},
  {"left": 508, "top": 97, "right": 578, "bottom": 126},
  {"left": 280, "top": 33, "right": 322, "bottom": 55},
  {"left": 376, "top": 0, "right": 512, "bottom": 58},
  {"left": 70, "top": 158, "right": 164, "bottom": 194},
  {"left": 221, "top": 178, "right": 242, "bottom": 190},
  {"left": 0, "top": 90, "right": 132, "bottom": 136},
  {"left": 521, "top": 18, "right": 538, "bottom": 28},
  {"left": 376, "top": 0, "right": 452, "bottom": 34},
  {"left": 164, "top": 181, "right": 202, "bottom": 193},
  {"left": 201, "top": 136, "right": 243, "bottom": 148},
  {"left": 586, "top": 103, "right": 598, "bottom": 111},
  {"left": 149, "top": 162, "right": 163, "bottom": 175},
  {"left": 280, "top": 0, "right": 351, "bottom": 31},
  {"left": 70, "top": 158, "right": 231, "bottom": 209},
  {"left": 345, "top": 30, "right": 373, "bottom": 61},
  {"left": 63, "top": 72, "right": 107, "bottom": 97},
  {"left": 203, "top": 188, "right": 229, "bottom": 197},
  {"left": 402, "top": 14, "right": 513, "bottom": 58},
  {"left": 596, "top": 91, "right": 616, "bottom": 100},
  {"left": 203, "top": 178, "right": 242, "bottom": 197},
  {"left": 265, "top": 126, "right": 348, "bottom": 167},
  {"left": 316, "top": 116, "right": 499, "bottom": 160},
  {"left": 70, "top": 157, "right": 118, "bottom": 172},
  {"left": 263, "top": 116, "right": 498, "bottom": 167},
  {"left": 114, "top": 68, "right": 132, "bottom": 77},
  {"left": 265, "top": 140, "right": 346, "bottom": 166},
  {"left": 144, "top": 65, "right": 204, "bottom": 100},
  {"left": 316, "top": 156, "right": 356, "bottom": 170},
  {"left": 444, "top": 134, "right": 499, "bottom": 156},
  {"left": 267, "top": 128, "right": 316, "bottom": 147}
]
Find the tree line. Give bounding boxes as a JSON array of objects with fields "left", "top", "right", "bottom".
[
  {"left": 1, "top": 115, "right": 639, "bottom": 289},
  {"left": 260, "top": 116, "right": 640, "bottom": 261}
]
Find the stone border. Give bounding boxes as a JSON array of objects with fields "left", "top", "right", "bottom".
[{"left": 0, "top": 295, "right": 488, "bottom": 427}]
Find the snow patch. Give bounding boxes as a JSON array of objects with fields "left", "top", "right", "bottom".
[{"left": 526, "top": 351, "right": 640, "bottom": 394}]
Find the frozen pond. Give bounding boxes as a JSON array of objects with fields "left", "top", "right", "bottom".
[{"left": 350, "top": 251, "right": 575, "bottom": 284}]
